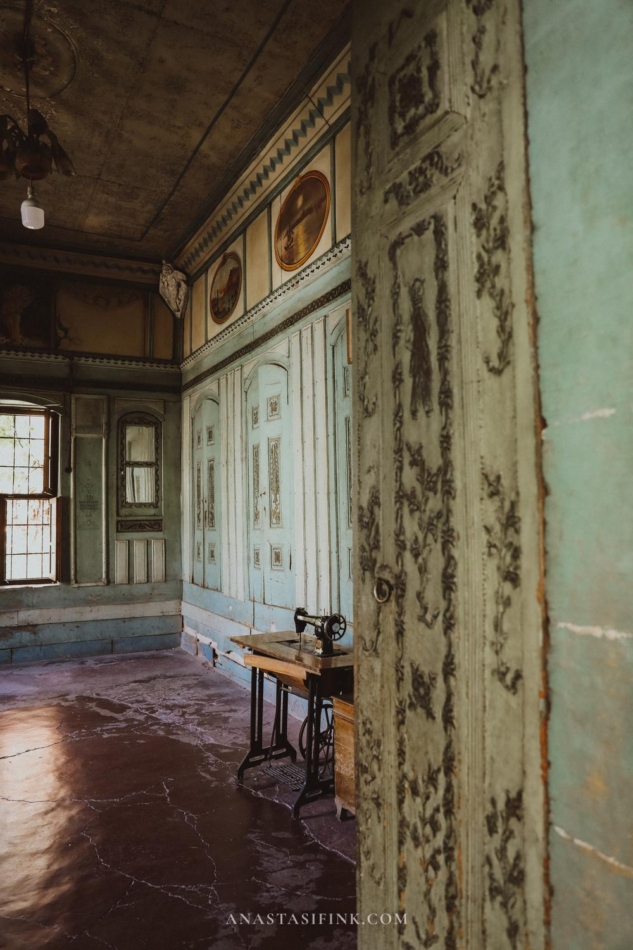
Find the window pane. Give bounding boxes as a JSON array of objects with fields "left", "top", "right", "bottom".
[
  {"left": 0, "top": 437, "right": 15, "bottom": 466},
  {"left": 29, "top": 440, "right": 45, "bottom": 467},
  {"left": 126, "top": 466, "right": 155, "bottom": 504},
  {"left": 8, "top": 554, "right": 26, "bottom": 580},
  {"left": 28, "top": 466, "right": 44, "bottom": 495},
  {"left": 28, "top": 415, "right": 45, "bottom": 439},
  {"left": 27, "top": 554, "right": 43, "bottom": 578},
  {"left": 14, "top": 415, "right": 31, "bottom": 438},
  {"left": 13, "top": 468, "right": 29, "bottom": 493},
  {"left": 14, "top": 440, "right": 29, "bottom": 467},
  {"left": 125, "top": 425, "right": 154, "bottom": 462},
  {"left": 0, "top": 467, "right": 12, "bottom": 493},
  {"left": 12, "top": 525, "right": 27, "bottom": 554},
  {"left": 11, "top": 499, "right": 27, "bottom": 522},
  {"left": 0, "top": 415, "right": 15, "bottom": 438}
]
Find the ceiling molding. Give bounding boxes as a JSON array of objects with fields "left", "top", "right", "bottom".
[{"left": 0, "top": 242, "right": 161, "bottom": 284}]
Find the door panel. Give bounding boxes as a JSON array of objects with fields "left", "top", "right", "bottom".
[
  {"left": 353, "top": 1, "right": 545, "bottom": 947},
  {"left": 192, "top": 397, "right": 221, "bottom": 590},
  {"left": 246, "top": 362, "right": 295, "bottom": 609}
]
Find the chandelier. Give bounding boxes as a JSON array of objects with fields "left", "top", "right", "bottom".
[{"left": 0, "top": 0, "right": 75, "bottom": 229}]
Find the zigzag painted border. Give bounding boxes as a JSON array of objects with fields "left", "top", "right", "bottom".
[{"left": 181, "top": 64, "right": 351, "bottom": 273}]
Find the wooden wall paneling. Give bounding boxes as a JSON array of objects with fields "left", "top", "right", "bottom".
[
  {"left": 71, "top": 395, "right": 107, "bottom": 586},
  {"left": 312, "top": 317, "right": 331, "bottom": 614},
  {"left": 290, "top": 331, "right": 306, "bottom": 608},
  {"left": 151, "top": 539, "right": 166, "bottom": 583},
  {"left": 226, "top": 372, "right": 237, "bottom": 598},
  {"left": 233, "top": 367, "right": 245, "bottom": 601},
  {"left": 115, "top": 539, "right": 129, "bottom": 584},
  {"left": 132, "top": 539, "right": 147, "bottom": 585},
  {"left": 181, "top": 395, "right": 191, "bottom": 582},
  {"left": 300, "top": 325, "right": 318, "bottom": 613},
  {"left": 219, "top": 375, "right": 230, "bottom": 597}
]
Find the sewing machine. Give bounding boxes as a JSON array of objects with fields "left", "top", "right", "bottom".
[{"left": 294, "top": 607, "right": 347, "bottom": 657}]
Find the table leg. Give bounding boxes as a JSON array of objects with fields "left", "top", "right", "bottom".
[{"left": 238, "top": 666, "right": 296, "bottom": 781}]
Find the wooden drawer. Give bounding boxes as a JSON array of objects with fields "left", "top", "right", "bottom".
[{"left": 333, "top": 694, "right": 355, "bottom": 819}]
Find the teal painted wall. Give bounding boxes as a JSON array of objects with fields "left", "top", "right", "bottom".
[
  {"left": 523, "top": 1, "right": 633, "bottom": 944},
  {"left": 0, "top": 366, "right": 182, "bottom": 663}
]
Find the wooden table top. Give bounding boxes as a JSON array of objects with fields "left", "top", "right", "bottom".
[{"left": 229, "top": 631, "right": 354, "bottom": 675}]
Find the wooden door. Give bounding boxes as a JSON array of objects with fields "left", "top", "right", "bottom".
[
  {"left": 191, "top": 397, "right": 221, "bottom": 590},
  {"left": 203, "top": 398, "right": 221, "bottom": 591},
  {"left": 246, "top": 361, "right": 295, "bottom": 609},
  {"left": 352, "top": 1, "right": 546, "bottom": 947}
]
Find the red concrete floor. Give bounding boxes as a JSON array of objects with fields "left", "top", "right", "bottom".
[{"left": 0, "top": 651, "right": 357, "bottom": 950}]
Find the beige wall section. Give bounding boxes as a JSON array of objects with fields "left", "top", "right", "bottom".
[
  {"left": 207, "top": 235, "right": 245, "bottom": 343},
  {"left": 246, "top": 208, "right": 270, "bottom": 310},
  {"left": 335, "top": 124, "right": 351, "bottom": 241},
  {"left": 153, "top": 296, "right": 174, "bottom": 360},
  {"left": 191, "top": 274, "right": 206, "bottom": 353},
  {"left": 57, "top": 285, "right": 146, "bottom": 357},
  {"left": 270, "top": 143, "right": 333, "bottom": 292}
]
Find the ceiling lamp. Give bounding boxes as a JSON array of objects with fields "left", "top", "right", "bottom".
[{"left": 0, "top": 0, "right": 75, "bottom": 229}]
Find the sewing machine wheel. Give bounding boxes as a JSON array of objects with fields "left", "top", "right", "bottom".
[
  {"left": 325, "top": 613, "right": 346, "bottom": 642},
  {"left": 298, "top": 702, "right": 334, "bottom": 768}
]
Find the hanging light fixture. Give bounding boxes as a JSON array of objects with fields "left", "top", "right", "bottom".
[{"left": 0, "top": 0, "right": 75, "bottom": 229}]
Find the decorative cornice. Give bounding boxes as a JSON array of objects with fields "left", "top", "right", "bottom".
[
  {"left": 0, "top": 242, "right": 161, "bottom": 285},
  {"left": 182, "top": 236, "right": 351, "bottom": 371},
  {"left": 182, "top": 278, "right": 351, "bottom": 393},
  {"left": 178, "top": 47, "right": 351, "bottom": 274},
  {"left": 0, "top": 349, "right": 180, "bottom": 372},
  {"left": 0, "top": 373, "right": 181, "bottom": 395}
]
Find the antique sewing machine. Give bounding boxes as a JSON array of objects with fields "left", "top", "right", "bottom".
[
  {"left": 231, "top": 609, "right": 352, "bottom": 818},
  {"left": 294, "top": 607, "right": 347, "bottom": 657}
]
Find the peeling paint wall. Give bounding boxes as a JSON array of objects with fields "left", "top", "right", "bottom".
[{"left": 523, "top": 1, "right": 633, "bottom": 944}]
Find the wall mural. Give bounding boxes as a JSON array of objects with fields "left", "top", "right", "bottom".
[
  {"left": 210, "top": 252, "right": 242, "bottom": 324},
  {"left": 274, "top": 171, "right": 330, "bottom": 271}
]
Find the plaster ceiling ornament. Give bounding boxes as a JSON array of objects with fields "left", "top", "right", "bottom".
[
  {"left": 0, "top": 0, "right": 75, "bottom": 230},
  {"left": 159, "top": 262, "right": 189, "bottom": 319}
]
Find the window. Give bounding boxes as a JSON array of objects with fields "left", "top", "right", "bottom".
[
  {"left": 0, "top": 409, "right": 59, "bottom": 585},
  {"left": 118, "top": 413, "right": 160, "bottom": 510}
]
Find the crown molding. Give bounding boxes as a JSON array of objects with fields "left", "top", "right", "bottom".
[
  {"left": 0, "top": 242, "right": 161, "bottom": 285},
  {"left": 0, "top": 349, "right": 179, "bottom": 372}
]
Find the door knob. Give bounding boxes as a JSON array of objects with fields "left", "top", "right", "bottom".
[{"left": 373, "top": 576, "right": 393, "bottom": 604}]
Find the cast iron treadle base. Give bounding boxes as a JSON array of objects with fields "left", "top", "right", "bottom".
[{"left": 262, "top": 761, "right": 307, "bottom": 790}]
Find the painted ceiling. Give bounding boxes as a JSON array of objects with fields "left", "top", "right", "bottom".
[{"left": 0, "top": 0, "right": 349, "bottom": 265}]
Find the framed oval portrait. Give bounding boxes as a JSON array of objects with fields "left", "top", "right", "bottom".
[
  {"left": 274, "top": 170, "right": 331, "bottom": 272},
  {"left": 209, "top": 252, "right": 242, "bottom": 324}
]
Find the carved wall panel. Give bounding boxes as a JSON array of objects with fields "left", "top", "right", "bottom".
[{"left": 352, "top": 1, "right": 545, "bottom": 948}]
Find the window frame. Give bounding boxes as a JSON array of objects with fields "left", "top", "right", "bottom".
[
  {"left": 0, "top": 408, "right": 61, "bottom": 586},
  {"left": 118, "top": 412, "right": 161, "bottom": 512}
]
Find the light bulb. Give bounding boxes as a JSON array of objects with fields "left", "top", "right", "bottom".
[{"left": 21, "top": 185, "right": 45, "bottom": 230}]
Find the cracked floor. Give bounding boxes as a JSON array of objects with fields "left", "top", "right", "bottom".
[{"left": 0, "top": 650, "right": 357, "bottom": 950}]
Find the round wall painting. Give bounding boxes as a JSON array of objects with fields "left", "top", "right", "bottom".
[
  {"left": 274, "top": 170, "right": 331, "bottom": 272},
  {"left": 209, "top": 252, "right": 242, "bottom": 324}
]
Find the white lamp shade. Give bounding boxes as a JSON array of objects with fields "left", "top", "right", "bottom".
[{"left": 21, "top": 193, "right": 45, "bottom": 230}]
